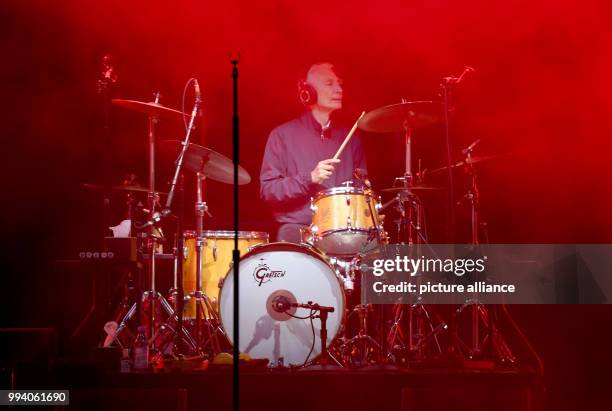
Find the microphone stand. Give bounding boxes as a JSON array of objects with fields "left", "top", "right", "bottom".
[
  {"left": 441, "top": 79, "right": 456, "bottom": 243},
  {"left": 96, "top": 54, "right": 116, "bottom": 240},
  {"left": 230, "top": 54, "right": 241, "bottom": 411},
  {"left": 158, "top": 83, "right": 202, "bottom": 355},
  {"left": 296, "top": 302, "right": 342, "bottom": 370}
]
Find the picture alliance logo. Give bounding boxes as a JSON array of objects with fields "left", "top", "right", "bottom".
[{"left": 253, "top": 260, "right": 287, "bottom": 286}]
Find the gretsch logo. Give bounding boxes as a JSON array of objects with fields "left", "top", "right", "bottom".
[{"left": 253, "top": 260, "right": 286, "bottom": 286}]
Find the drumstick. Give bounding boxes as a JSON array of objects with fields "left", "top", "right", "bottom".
[{"left": 333, "top": 111, "right": 365, "bottom": 160}]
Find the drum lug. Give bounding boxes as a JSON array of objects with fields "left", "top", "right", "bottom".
[
  {"left": 310, "top": 198, "right": 317, "bottom": 213},
  {"left": 310, "top": 224, "right": 319, "bottom": 234},
  {"left": 183, "top": 246, "right": 189, "bottom": 260},
  {"left": 213, "top": 240, "right": 218, "bottom": 261},
  {"left": 218, "top": 277, "right": 224, "bottom": 289},
  {"left": 345, "top": 194, "right": 350, "bottom": 206},
  {"left": 347, "top": 216, "right": 352, "bottom": 230}
]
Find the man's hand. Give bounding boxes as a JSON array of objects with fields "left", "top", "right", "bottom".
[{"left": 311, "top": 159, "right": 341, "bottom": 184}]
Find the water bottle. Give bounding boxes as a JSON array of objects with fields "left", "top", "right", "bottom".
[
  {"left": 120, "top": 348, "right": 131, "bottom": 373},
  {"left": 132, "top": 326, "right": 149, "bottom": 370}
]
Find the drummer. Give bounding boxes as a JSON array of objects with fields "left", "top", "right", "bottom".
[{"left": 260, "top": 62, "right": 367, "bottom": 243}]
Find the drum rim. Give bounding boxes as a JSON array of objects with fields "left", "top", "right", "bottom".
[
  {"left": 183, "top": 230, "right": 269, "bottom": 240},
  {"left": 217, "top": 241, "right": 347, "bottom": 366},
  {"left": 314, "top": 186, "right": 366, "bottom": 200}
]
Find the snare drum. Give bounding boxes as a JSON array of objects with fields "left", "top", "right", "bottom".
[
  {"left": 218, "top": 242, "right": 345, "bottom": 366},
  {"left": 309, "top": 185, "right": 382, "bottom": 256},
  {"left": 183, "top": 230, "right": 268, "bottom": 318}
]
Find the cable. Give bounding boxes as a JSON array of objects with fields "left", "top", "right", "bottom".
[
  {"left": 302, "top": 309, "right": 317, "bottom": 367},
  {"left": 181, "top": 78, "right": 196, "bottom": 132},
  {"left": 284, "top": 310, "right": 314, "bottom": 320},
  {"left": 280, "top": 308, "right": 317, "bottom": 367}
]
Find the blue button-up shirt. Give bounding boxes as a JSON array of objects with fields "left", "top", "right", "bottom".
[{"left": 260, "top": 111, "right": 367, "bottom": 225}]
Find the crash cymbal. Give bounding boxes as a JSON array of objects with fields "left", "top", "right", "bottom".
[
  {"left": 82, "top": 182, "right": 167, "bottom": 195},
  {"left": 428, "top": 154, "right": 507, "bottom": 175},
  {"left": 381, "top": 184, "right": 444, "bottom": 192},
  {"left": 112, "top": 99, "right": 189, "bottom": 121},
  {"left": 359, "top": 101, "right": 442, "bottom": 133},
  {"left": 161, "top": 140, "right": 251, "bottom": 185}
]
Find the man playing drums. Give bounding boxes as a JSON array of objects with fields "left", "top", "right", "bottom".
[{"left": 260, "top": 62, "right": 367, "bottom": 243}]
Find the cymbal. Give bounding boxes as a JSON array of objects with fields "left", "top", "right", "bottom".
[
  {"left": 112, "top": 99, "right": 189, "bottom": 120},
  {"left": 428, "top": 154, "right": 506, "bottom": 175},
  {"left": 82, "top": 183, "right": 167, "bottom": 195},
  {"left": 161, "top": 140, "right": 251, "bottom": 185},
  {"left": 359, "top": 101, "right": 442, "bottom": 133},
  {"left": 381, "top": 184, "right": 444, "bottom": 192}
]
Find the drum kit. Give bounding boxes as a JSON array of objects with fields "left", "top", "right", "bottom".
[{"left": 92, "top": 72, "right": 513, "bottom": 370}]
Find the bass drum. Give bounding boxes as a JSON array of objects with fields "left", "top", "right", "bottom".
[{"left": 218, "top": 242, "right": 345, "bottom": 367}]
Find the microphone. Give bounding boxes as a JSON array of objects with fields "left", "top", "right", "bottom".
[
  {"left": 97, "top": 54, "right": 117, "bottom": 93},
  {"left": 443, "top": 66, "right": 475, "bottom": 85},
  {"left": 271, "top": 295, "right": 291, "bottom": 313},
  {"left": 462, "top": 138, "right": 481, "bottom": 155},
  {"left": 138, "top": 208, "right": 173, "bottom": 229},
  {"left": 194, "top": 79, "right": 203, "bottom": 117},
  {"left": 353, "top": 168, "right": 372, "bottom": 189}
]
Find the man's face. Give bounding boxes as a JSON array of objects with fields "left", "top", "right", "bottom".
[{"left": 307, "top": 65, "right": 343, "bottom": 112}]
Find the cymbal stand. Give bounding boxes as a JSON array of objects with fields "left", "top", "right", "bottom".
[
  {"left": 114, "top": 93, "right": 176, "bottom": 348},
  {"left": 189, "top": 173, "right": 224, "bottom": 355},
  {"left": 141, "top": 93, "right": 177, "bottom": 352},
  {"left": 452, "top": 144, "right": 514, "bottom": 363},
  {"left": 386, "top": 122, "right": 447, "bottom": 363},
  {"left": 340, "top": 303, "right": 382, "bottom": 367}
]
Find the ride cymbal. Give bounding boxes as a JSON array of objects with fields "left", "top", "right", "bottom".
[
  {"left": 359, "top": 101, "right": 442, "bottom": 133},
  {"left": 160, "top": 140, "right": 251, "bottom": 185},
  {"left": 112, "top": 99, "right": 189, "bottom": 121},
  {"left": 82, "top": 183, "right": 168, "bottom": 195}
]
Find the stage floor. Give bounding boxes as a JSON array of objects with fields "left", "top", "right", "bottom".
[{"left": 51, "top": 363, "right": 541, "bottom": 411}]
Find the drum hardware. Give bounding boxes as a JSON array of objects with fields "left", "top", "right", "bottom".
[
  {"left": 185, "top": 173, "right": 225, "bottom": 354},
  {"left": 363, "top": 100, "right": 434, "bottom": 244},
  {"left": 109, "top": 92, "right": 190, "bottom": 354},
  {"left": 360, "top": 101, "right": 442, "bottom": 245},
  {"left": 382, "top": 240, "right": 447, "bottom": 364},
  {"left": 111, "top": 82, "right": 203, "bottom": 357},
  {"left": 392, "top": 188, "right": 428, "bottom": 245},
  {"left": 337, "top": 304, "right": 383, "bottom": 368},
  {"left": 328, "top": 256, "right": 358, "bottom": 293},
  {"left": 449, "top": 141, "right": 514, "bottom": 364},
  {"left": 452, "top": 301, "right": 515, "bottom": 363},
  {"left": 298, "top": 302, "right": 339, "bottom": 369},
  {"left": 387, "top": 299, "right": 448, "bottom": 363},
  {"left": 161, "top": 128, "right": 256, "bottom": 357},
  {"left": 441, "top": 67, "right": 475, "bottom": 242}
]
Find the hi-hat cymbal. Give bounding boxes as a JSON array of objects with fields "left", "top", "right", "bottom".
[
  {"left": 161, "top": 140, "right": 251, "bottom": 185},
  {"left": 359, "top": 101, "right": 442, "bottom": 133},
  {"left": 112, "top": 99, "right": 189, "bottom": 121},
  {"left": 82, "top": 183, "right": 167, "bottom": 195},
  {"left": 381, "top": 184, "right": 444, "bottom": 193},
  {"left": 428, "top": 154, "right": 508, "bottom": 175}
]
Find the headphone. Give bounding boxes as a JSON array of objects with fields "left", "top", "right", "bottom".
[{"left": 297, "top": 79, "right": 317, "bottom": 106}]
